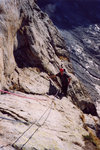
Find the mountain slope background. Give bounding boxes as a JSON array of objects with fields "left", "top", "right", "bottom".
[
  {"left": 0, "top": 0, "right": 100, "bottom": 150},
  {"left": 37, "top": 0, "right": 100, "bottom": 102}
]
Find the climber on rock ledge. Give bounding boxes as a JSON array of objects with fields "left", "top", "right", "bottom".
[{"left": 49, "top": 65, "right": 71, "bottom": 98}]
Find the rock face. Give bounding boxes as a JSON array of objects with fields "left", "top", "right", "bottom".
[
  {"left": 0, "top": 93, "right": 100, "bottom": 150},
  {"left": 37, "top": 0, "right": 100, "bottom": 102},
  {"left": 0, "top": 0, "right": 100, "bottom": 150},
  {"left": 0, "top": 0, "right": 70, "bottom": 94},
  {"left": 0, "top": 0, "right": 98, "bottom": 115}
]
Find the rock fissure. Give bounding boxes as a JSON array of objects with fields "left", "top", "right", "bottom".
[{"left": 0, "top": 107, "right": 29, "bottom": 123}]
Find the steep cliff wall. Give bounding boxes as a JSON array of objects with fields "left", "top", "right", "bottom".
[
  {"left": 0, "top": 1, "right": 100, "bottom": 150},
  {"left": 0, "top": 0, "right": 70, "bottom": 93},
  {"left": 37, "top": 0, "right": 100, "bottom": 102},
  {"left": 0, "top": 0, "right": 98, "bottom": 118}
]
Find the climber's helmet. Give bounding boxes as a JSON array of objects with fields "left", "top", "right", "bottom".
[{"left": 60, "top": 68, "right": 64, "bottom": 75}]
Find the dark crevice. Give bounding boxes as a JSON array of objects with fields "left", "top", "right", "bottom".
[
  {"left": 13, "top": 23, "right": 44, "bottom": 71},
  {"left": 0, "top": 107, "right": 29, "bottom": 123}
]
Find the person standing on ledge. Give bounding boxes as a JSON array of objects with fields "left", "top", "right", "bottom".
[{"left": 49, "top": 65, "right": 71, "bottom": 97}]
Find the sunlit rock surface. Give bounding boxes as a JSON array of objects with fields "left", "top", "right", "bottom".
[
  {"left": 0, "top": 0, "right": 100, "bottom": 150},
  {"left": 0, "top": 92, "right": 100, "bottom": 150},
  {"left": 0, "top": 0, "right": 97, "bottom": 115}
]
